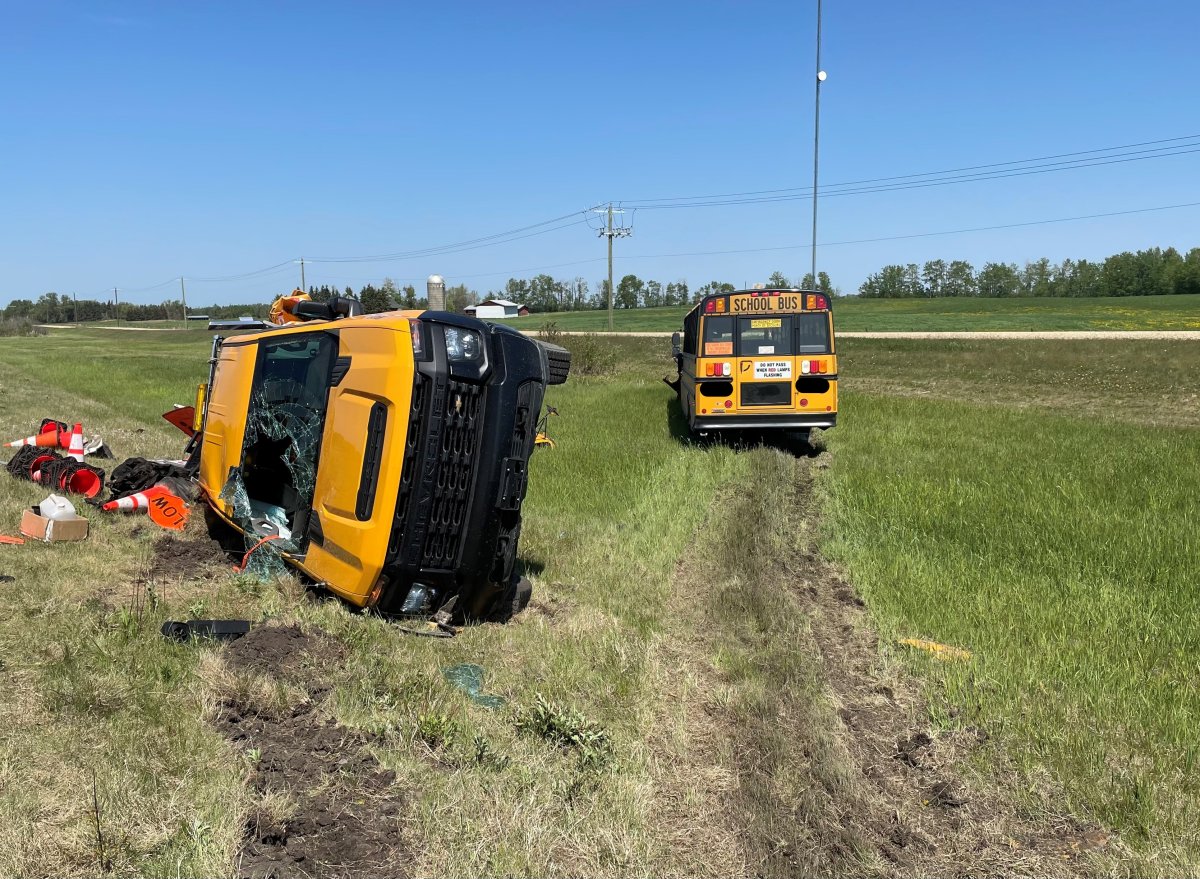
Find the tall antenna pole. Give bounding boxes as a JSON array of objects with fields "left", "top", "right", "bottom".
[
  {"left": 73, "top": 292, "right": 78, "bottom": 327},
  {"left": 180, "top": 277, "right": 188, "bottom": 329},
  {"left": 811, "top": 0, "right": 825, "bottom": 289},
  {"left": 113, "top": 287, "right": 120, "bottom": 326},
  {"left": 594, "top": 204, "right": 632, "bottom": 331}
]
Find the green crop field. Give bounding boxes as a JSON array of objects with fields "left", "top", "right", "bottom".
[
  {"left": 507, "top": 293, "right": 1200, "bottom": 333},
  {"left": 0, "top": 327, "right": 1196, "bottom": 876},
  {"left": 828, "top": 337, "right": 1200, "bottom": 869}
]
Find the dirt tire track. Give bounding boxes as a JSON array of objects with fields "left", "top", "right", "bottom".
[
  {"left": 213, "top": 625, "right": 410, "bottom": 879},
  {"left": 652, "top": 449, "right": 1115, "bottom": 877}
]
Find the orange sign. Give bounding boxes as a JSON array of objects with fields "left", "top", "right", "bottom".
[
  {"left": 162, "top": 406, "right": 196, "bottom": 437},
  {"left": 148, "top": 492, "right": 190, "bottom": 531},
  {"left": 705, "top": 341, "right": 733, "bottom": 356}
]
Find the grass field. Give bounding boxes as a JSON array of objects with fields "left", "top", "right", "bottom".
[
  {"left": 825, "top": 336, "right": 1200, "bottom": 868},
  {"left": 0, "top": 328, "right": 1196, "bottom": 875},
  {"left": 507, "top": 293, "right": 1200, "bottom": 333}
]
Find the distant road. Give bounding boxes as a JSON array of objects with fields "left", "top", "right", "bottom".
[
  {"left": 530, "top": 330, "right": 1200, "bottom": 340},
  {"left": 38, "top": 323, "right": 177, "bottom": 332}
]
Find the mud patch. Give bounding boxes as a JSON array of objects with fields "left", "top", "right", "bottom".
[
  {"left": 214, "top": 625, "right": 408, "bottom": 878},
  {"left": 223, "top": 624, "right": 343, "bottom": 688},
  {"left": 146, "top": 533, "right": 231, "bottom": 581}
]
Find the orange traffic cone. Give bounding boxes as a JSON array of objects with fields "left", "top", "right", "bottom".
[
  {"left": 28, "top": 453, "right": 59, "bottom": 482},
  {"left": 5, "top": 427, "right": 66, "bottom": 448},
  {"left": 67, "top": 423, "right": 85, "bottom": 462},
  {"left": 102, "top": 485, "right": 171, "bottom": 513},
  {"left": 64, "top": 465, "right": 104, "bottom": 498}
]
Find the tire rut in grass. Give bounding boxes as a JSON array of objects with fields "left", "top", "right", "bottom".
[
  {"left": 658, "top": 449, "right": 1114, "bottom": 877},
  {"left": 214, "top": 624, "right": 410, "bottom": 879}
]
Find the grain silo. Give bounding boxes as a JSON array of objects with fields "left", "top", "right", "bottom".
[{"left": 427, "top": 274, "right": 446, "bottom": 310}]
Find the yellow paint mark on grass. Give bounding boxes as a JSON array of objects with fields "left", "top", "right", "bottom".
[{"left": 898, "top": 637, "right": 973, "bottom": 662}]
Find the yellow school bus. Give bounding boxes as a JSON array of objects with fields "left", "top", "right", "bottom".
[{"left": 669, "top": 288, "right": 836, "bottom": 441}]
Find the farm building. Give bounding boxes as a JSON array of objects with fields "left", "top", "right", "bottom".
[{"left": 463, "top": 299, "right": 529, "bottom": 319}]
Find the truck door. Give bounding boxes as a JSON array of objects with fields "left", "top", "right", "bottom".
[{"left": 301, "top": 326, "right": 416, "bottom": 605}]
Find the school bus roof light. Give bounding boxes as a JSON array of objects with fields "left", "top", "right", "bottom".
[
  {"left": 715, "top": 297, "right": 726, "bottom": 313},
  {"left": 704, "top": 299, "right": 715, "bottom": 313}
]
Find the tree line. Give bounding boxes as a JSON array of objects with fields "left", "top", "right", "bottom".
[
  {"left": 7, "top": 245, "right": 1199, "bottom": 323},
  {"left": 1, "top": 271, "right": 837, "bottom": 322},
  {"left": 859, "top": 246, "right": 1200, "bottom": 298},
  {"left": 0, "top": 293, "right": 196, "bottom": 324},
  {"left": 317, "top": 270, "right": 837, "bottom": 314}
]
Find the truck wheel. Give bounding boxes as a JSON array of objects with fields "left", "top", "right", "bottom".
[
  {"left": 487, "top": 575, "right": 533, "bottom": 622},
  {"left": 536, "top": 341, "right": 571, "bottom": 386}
]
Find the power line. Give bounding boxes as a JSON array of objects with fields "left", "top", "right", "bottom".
[
  {"left": 316, "top": 200, "right": 1200, "bottom": 286},
  {"left": 36, "top": 133, "right": 1200, "bottom": 302},
  {"left": 626, "top": 145, "right": 1200, "bottom": 210},
  {"left": 191, "top": 260, "right": 299, "bottom": 283},
  {"left": 306, "top": 211, "right": 593, "bottom": 263},
  {"left": 306, "top": 255, "right": 609, "bottom": 286},
  {"left": 617, "top": 199, "right": 1200, "bottom": 259},
  {"left": 620, "top": 132, "right": 1200, "bottom": 206},
  {"left": 121, "top": 277, "right": 180, "bottom": 293}
]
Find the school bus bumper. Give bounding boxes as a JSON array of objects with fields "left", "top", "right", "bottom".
[{"left": 691, "top": 413, "right": 837, "bottom": 431}]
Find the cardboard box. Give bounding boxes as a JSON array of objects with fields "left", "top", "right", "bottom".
[{"left": 20, "top": 508, "right": 89, "bottom": 542}]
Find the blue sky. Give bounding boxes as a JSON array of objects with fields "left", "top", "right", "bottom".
[{"left": 2, "top": 0, "right": 1198, "bottom": 307}]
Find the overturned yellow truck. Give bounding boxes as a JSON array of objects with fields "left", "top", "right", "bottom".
[{"left": 190, "top": 297, "right": 569, "bottom": 621}]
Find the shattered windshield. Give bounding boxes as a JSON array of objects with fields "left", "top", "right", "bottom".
[{"left": 238, "top": 333, "right": 337, "bottom": 541}]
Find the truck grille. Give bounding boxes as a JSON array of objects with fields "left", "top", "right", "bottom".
[{"left": 421, "top": 379, "right": 484, "bottom": 568}]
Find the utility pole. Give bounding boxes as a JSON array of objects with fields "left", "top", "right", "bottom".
[
  {"left": 811, "top": 0, "right": 826, "bottom": 289},
  {"left": 594, "top": 204, "right": 631, "bottom": 331},
  {"left": 73, "top": 292, "right": 78, "bottom": 327},
  {"left": 180, "top": 277, "right": 188, "bottom": 329},
  {"left": 113, "top": 287, "right": 120, "bottom": 326},
  {"left": 299, "top": 257, "right": 306, "bottom": 292}
]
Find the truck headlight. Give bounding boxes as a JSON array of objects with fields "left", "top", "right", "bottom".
[{"left": 443, "top": 326, "right": 484, "bottom": 363}]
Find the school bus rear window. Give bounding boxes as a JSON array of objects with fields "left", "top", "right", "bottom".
[
  {"left": 704, "top": 315, "right": 733, "bottom": 356},
  {"left": 738, "top": 316, "right": 792, "bottom": 355},
  {"left": 796, "top": 313, "right": 831, "bottom": 353}
]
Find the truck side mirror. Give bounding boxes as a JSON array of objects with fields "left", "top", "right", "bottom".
[{"left": 671, "top": 331, "right": 681, "bottom": 353}]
